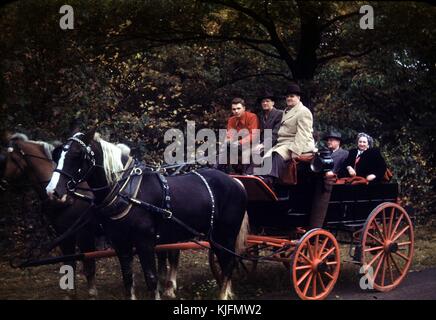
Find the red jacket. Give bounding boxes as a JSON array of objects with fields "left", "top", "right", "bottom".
[{"left": 226, "top": 111, "right": 260, "bottom": 145}]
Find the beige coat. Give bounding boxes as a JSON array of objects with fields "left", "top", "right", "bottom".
[{"left": 264, "top": 102, "right": 315, "bottom": 161}]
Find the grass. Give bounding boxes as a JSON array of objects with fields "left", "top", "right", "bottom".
[{"left": 1, "top": 219, "right": 435, "bottom": 300}]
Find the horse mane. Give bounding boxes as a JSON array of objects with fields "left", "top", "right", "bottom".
[
  {"left": 116, "top": 143, "right": 131, "bottom": 157},
  {"left": 10, "top": 132, "right": 29, "bottom": 141},
  {"left": 31, "top": 141, "right": 55, "bottom": 160},
  {"left": 94, "top": 133, "right": 124, "bottom": 186},
  {"left": 11, "top": 132, "right": 55, "bottom": 160}
]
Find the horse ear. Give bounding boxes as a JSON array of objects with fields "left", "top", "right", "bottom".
[{"left": 83, "top": 127, "right": 97, "bottom": 144}]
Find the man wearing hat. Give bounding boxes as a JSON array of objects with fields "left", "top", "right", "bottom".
[
  {"left": 246, "top": 90, "right": 283, "bottom": 175},
  {"left": 261, "top": 83, "right": 315, "bottom": 183},
  {"left": 324, "top": 130, "right": 349, "bottom": 175},
  {"left": 256, "top": 89, "right": 283, "bottom": 153}
]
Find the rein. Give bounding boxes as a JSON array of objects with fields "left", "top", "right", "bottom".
[{"left": 56, "top": 135, "right": 269, "bottom": 262}]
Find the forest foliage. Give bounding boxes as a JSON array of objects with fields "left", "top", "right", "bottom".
[{"left": 0, "top": 0, "right": 435, "bottom": 218}]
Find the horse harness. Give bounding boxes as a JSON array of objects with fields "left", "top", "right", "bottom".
[
  {"left": 60, "top": 134, "right": 216, "bottom": 240},
  {"left": 93, "top": 158, "right": 216, "bottom": 239},
  {"left": 54, "top": 136, "right": 97, "bottom": 192}
]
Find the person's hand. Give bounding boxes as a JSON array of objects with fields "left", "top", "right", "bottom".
[
  {"left": 347, "top": 166, "right": 356, "bottom": 176},
  {"left": 291, "top": 152, "right": 299, "bottom": 159},
  {"left": 366, "top": 174, "right": 376, "bottom": 181},
  {"left": 326, "top": 171, "right": 335, "bottom": 177}
]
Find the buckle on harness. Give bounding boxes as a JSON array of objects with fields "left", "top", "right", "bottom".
[
  {"left": 132, "top": 167, "right": 143, "bottom": 176},
  {"left": 162, "top": 209, "right": 172, "bottom": 219},
  {"left": 67, "top": 179, "right": 77, "bottom": 192}
]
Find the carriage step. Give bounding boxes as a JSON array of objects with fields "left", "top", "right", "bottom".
[
  {"left": 287, "top": 212, "right": 306, "bottom": 216},
  {"left": 344, "top": 259, "right": 361, "bottom": 265},
  {"left": 343, "top": 223, "right": 365, "bottom": 229}
]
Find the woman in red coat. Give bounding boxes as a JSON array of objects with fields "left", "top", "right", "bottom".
[{"left": 341, "top": 132, "right": 387, "bottom": 183}]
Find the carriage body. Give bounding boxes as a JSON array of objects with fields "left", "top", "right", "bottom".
[
  {"left": 230, "top": 174, "right": 414, "bottom": 300},
  {"left": 246, "top": 182, "right": 400, "bottom": 231}
]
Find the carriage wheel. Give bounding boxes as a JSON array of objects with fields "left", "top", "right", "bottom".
[
  {"left": 208, "top": 245, "right": 259, "bottom": 287},
  {"left": 291, "top": 229, "right": 341, "bottom": 300},
  {"left": 360, "top": 202, "right": 414, "bottom": 292}
]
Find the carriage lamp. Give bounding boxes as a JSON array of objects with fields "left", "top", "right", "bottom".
[{"left": 310, "top": 149, "right": 334, "bottom": 173}]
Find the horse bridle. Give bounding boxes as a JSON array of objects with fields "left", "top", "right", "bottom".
[
  {"left": 0, "top": 142, "right": 55, "bottom": 192},
  {"left": 54, "top": 135, "right": 97, "bottom": 192}
]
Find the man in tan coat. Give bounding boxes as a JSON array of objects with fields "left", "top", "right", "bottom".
[
  {"left": 261, "top": 83, "right": 315, "bottom": 183},
  {"left": 260, "top": 84, "right": 334, "bottom": 229}
]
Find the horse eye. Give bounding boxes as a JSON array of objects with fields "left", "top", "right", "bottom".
[{"left": 63, "top": 145, "right": 70, "bottom": 151}]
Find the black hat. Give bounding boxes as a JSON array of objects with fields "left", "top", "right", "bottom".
[
  {"left": 257, "top": 89, "right": 276, "bottom": 103},
  {"left": 284, "top": 83, "right": 301, "bottom": 96},
  {"left": 323, "top": 130, "right": 342, "bottom": 141}
]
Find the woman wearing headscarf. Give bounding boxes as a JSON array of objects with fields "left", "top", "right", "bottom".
[{"left": 340, "top": 132, "right": 387, "bottom": 183}]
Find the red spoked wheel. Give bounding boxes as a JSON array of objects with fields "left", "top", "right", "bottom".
[
  {"left": 360, "top": 202, "right": 414, "bottom": 292},
  {"left": 291, "top": 229, "right": 341, "bottom": 300}
]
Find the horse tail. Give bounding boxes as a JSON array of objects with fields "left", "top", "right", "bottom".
[
  {"left": 235, "top": 211, "right": 249, "bottom": 254},
  {"left": 230, "top": 176, "right": 248, "bottom": 254}
]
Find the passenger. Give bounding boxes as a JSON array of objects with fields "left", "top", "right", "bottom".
[
  {"left": 323, "top": 130, "right": 348, "bottom": 176},
  {"left": 340, "top": 132, "right": 387, "bottom": 183},
  {"left": 256, "top": 89, "right": 283, "bottom": 153},
  {"left": 260, "top": 83, "right": 315, "bottom": 185},
  {"left": 246, "top": 90, "right": 283, "bottom": 175},
  {"left": 216, "top": 97, "right": 260, "bottom": 174},
  {"left": 257, "top": 84, "right": 332, "bottom": 229}
]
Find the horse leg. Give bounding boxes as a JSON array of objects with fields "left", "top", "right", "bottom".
[
  {"left": 211, "top": 214, "right": 248, "bottom": 300},
  {"left": 162, "top": 250, "right": 180, "bottom": 298},
  {"left": 114, "top": 243, "right": 136, "bottom": 300},
  {"left": 77, "top": 226, "right": 98, "bottom": 299},
  {"left": 134, "top": 236, "right": 160, "bottom": 300},
  {"left": 156, "top": 252, "right": 167, "bottom": 295},
  {"left": 213, "top": 248, "right": 236, "bottom": 300},
  {"left": 59, "top": 238, "right": 78, "bottom": 299}
]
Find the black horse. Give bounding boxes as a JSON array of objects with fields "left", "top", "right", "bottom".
[{"left": 46, "top": 130, "right": 248, "bottom": 299}]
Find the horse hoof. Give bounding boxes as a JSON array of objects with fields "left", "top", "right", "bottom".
[
  {"left": 88, "top": 289, "right": 98, "bottom": 299},
  {"left": 219, "top": 292, "right": 234, "bottom": 300},
  {"left": 63, "top": 289, "right": 77, "bottom": 300},
  {"left": 163, "top": 289, "right": 176, "bottom": 299}
]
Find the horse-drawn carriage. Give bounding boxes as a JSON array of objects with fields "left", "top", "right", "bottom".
[
  {"left": 224, "top": 172, "right": 414, "bottom": 299},
  {"left": 2, "top": 133, "right": 414, "bottom": 300}
]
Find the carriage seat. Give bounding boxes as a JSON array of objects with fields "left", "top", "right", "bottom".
[
  {"left": 334, "top": 168, "right": 393, "bottom": 185},
  {"left": 279, "top": 152, "right": 314, "bottom": 185}
]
